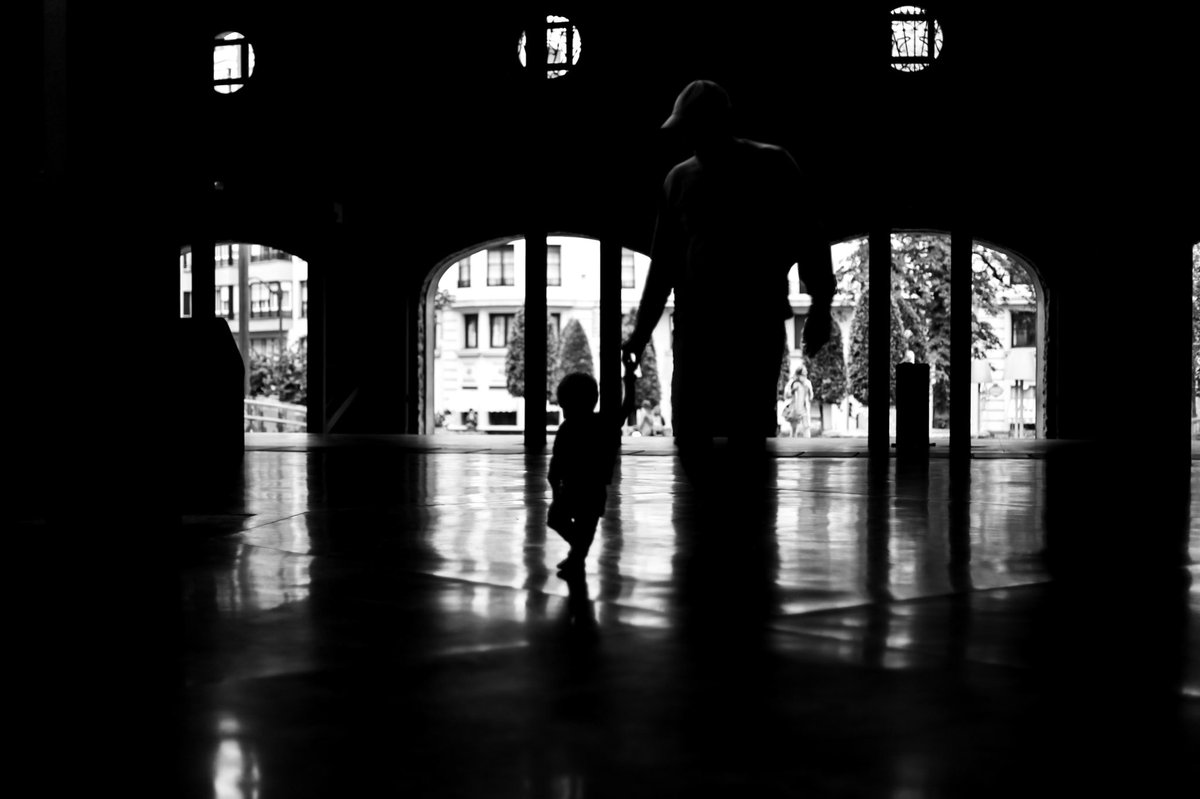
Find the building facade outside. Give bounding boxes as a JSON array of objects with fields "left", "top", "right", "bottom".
[
  {"left": 433, "top": 236, "right": 1039, "bottom": 437},
  {"left": 180, "top": 243, "right": 310, "bottom": 357}
]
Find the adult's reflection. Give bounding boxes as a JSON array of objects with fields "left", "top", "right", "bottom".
[{"left": 670, "top": 445, "right": 784, "bottom": 790}]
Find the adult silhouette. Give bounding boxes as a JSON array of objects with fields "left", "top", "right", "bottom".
[{"left": 622, "top": 80, "right": 835, "bottom": 449}]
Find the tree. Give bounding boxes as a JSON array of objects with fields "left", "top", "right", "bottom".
[
  {"left": 837, "top": 233, "right": 1016, "bottom": 415},
  {"left": 555, "top": 318, "right": 595, "bottom": 388},
  {"left": 805, "top": 314, "right": 848, "bottom": 405},
  {"left": 504, "top": 306, "right": 559, "bottom": 402},
  {"left": 1193, "top": 244, "right": 1200, "bottom": 414},
  {"left": 622, "top": 310, "right": 663, "bottom": 414},
  {"left": 248, "top": 345, "right": 307, "bottom": 404},
  {"left": 847, "top": 283, "right": 909, "bottom": 406}
]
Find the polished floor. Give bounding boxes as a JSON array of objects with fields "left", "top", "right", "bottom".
[{"left": 179, "top": 436, "right": 1200, "bottom": 798}]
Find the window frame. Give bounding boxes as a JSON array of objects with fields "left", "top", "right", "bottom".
[
  {"left": 464, "top": 313, "right": 479, "bottom": 349},
  {"left": 214, "top": 285, "right": 235, "bottom": 319},
  {"left": 1011, "top": 310, "right": 1036, "bottom": 348},
  {"left": 490, "top": 312, "right": 515, "bottom": 348},
  {"left": 487, "top": 246, "right": 516, "bottom": 287},
  {"left": 546, "top": 245, "right": 562, "bottom": 287},
  {"left": 213, "top": 32, "right": 254, "bottom": 94},
  {"left": 621, "top": 249, "right": 636, "bottom": 288}
]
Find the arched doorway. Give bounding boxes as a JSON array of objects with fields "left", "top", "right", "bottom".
[
  {"left": 180, "top": 241, "right": 310, "bottom": 432},
  {"left": 420, "top": 235, "right": 657, "bottom": 435},
  {"left": 419, "top": 232, "right": 1047, "bottom": 444},
  {"left": 786, "top": 232, "right": 1047, "bottom": 441}
]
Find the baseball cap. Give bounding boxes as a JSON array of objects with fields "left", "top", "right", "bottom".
[{"left": 661, "top": 80, "right": 732, "bottom": 131}]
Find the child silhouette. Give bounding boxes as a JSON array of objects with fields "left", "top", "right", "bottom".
[{"left": 548, "top": 355, "right": 639, "bottom": 574}]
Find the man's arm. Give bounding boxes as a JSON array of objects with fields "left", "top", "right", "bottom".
[
  {"left": 780, "top": 149, "right": 836, "bottom": 356},
  {"left": 624, "top": 185, "right": 679, "bottom": 360}
]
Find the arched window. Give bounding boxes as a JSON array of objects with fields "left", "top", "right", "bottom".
[
  {"left": 890, "top": 6, "right": 943, "bottom": 72},
  {"left": 518, "top": 15, "right": 582, "bottom": 79},
  {"left": 213, "top": 31, "right": 255, "bottom": 93}
]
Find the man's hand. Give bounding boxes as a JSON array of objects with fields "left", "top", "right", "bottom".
[{"left": 803, "top": 304, "right": 831, "bottom": 357}]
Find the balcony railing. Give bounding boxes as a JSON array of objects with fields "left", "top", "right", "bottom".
[{"left": 245, "top": 397, "right": 306, "bottom": 432}]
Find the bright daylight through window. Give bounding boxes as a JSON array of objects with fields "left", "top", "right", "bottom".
[
  {"left": 890, "top": 6, "right": 943, "bottom": 72},
  {"left": 518, "top": 15, "right": 582, "bottom": 78},
  {"left": 213, "top": 31, "right": 255, "bottom": 93}
]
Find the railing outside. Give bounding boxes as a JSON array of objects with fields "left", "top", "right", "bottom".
[{"left": 245, "top": 397, "right": 307, "bottom": 432}]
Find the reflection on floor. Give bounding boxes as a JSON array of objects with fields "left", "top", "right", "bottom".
[{"left": 180, "top": 438, "right": 1200, "bottom": 798}]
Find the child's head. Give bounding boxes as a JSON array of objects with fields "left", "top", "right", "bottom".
[{"left": 556, "top": 372, "right": 599, "bottom": 417}]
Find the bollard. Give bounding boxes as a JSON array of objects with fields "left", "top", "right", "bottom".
[{"left": 895, "top": 362, "right": 930, "bottom": 460}]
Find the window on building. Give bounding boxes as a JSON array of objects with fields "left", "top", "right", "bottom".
[
  {"left": 215, "top": 286, "right": 235, "bottom": 319},
  {"left": 180, "top": 250, "right": 192, "bottom": 271},
  {"left": 464, "top": 314, "right": 478, "bottom": 348},
  {"left": 518, "top": 15, "right": 582, "bottom": 79},
  {"left": 1011, "top": 311, "right": 1036, "bottom": 348},
  {"left": 890, "top": 6, "right": 943, "bottom": 72},
  {"left": 182, "top": 291, "right": 192, "bottom": 317},
  {"left": 250, "top": 282, "right": 290, "bottom": 318},
  {"left": 487, "top": 246, "right": 516, "bottom": 286},
  {"left": 215, "top": 243, "right": 239, "bottom": 267},
  {"left": 621, "top": 249, "right": 636, "bottom": 288},
  {"left": 551, "top": 312, "right": 561, "bottom": 335},
  {"left": 213, "top": 31, "right": 255, "bottom": 94},
  {"left": 457, "top": 258, "right": 471, "bottom": 288},
  {"left": 547, "top": 245, "right": 562, "bottom": 286},
  {"left": 300, "top": 281, "right": 308, "bottom": 318},
  {"left": 489, "top": 411, "right": 518, "bottom": 426},
  {"left": 249, "top": 245, "right": 291, "bottom": 263},
  {"left": 491, "top": 313, "right": 515, "bottom": 348}
]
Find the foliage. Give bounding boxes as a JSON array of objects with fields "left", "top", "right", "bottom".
[
  {"left": 247, "top": 345, "right": 307, "bottom": 404},
  {"left": 847, "top": 284, "right": 909, "bottom": 406},
  {"left": 1193, "top": 244, "right": 1200, "bottom": 410},
  {"left": 504, "top": 306, "right": 559, "bottom": 402},
  {"left": 805, "top": 312, "right": 848, "bottom": 404},
  {"left": 433, "top": 289, "right": 455, "bottom": 311},
  {"left": 838, "top": 234, "right": 1020, "bottom": 412},
  {"left": 623, "top": 311, "right": 663, "bottom": 413},
  {"left": 555, "top": 318, "right": 595, "bottom": 388}
]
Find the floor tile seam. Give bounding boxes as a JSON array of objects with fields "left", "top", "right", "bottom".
[
  {"left": 393, "top": 568, "right": 680, "bottom": 617},
  {"left": 764, "top": 626, "right": 1039, "bottom": 673},
  {"left": 234, "top": 510, "right": 312, "bottom": 532},
  {"left": 771, "top": 579, "right": 1052, "bottom": 620}
]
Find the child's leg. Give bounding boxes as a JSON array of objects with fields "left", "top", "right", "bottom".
[{"left": 558, "top": 514, "right": 599, "bottom": 572}]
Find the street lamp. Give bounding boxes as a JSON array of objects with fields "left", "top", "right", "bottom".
[{"left": 248, "top": 278, "right": 286, "bottom": 347}]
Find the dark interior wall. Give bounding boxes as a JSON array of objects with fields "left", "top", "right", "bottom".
[{"left": 25, "top": 2, "right": 1199, "bottom": 451}]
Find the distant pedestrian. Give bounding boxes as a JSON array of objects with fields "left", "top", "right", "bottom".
[
  {"left": 637, "top": 400, "right": 655, "bottom": 437},
  {"left": 783, "top": 366, "right": 813, "bottom": 437}
]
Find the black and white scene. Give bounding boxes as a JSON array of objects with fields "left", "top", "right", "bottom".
[{"left": 17, "top": 4, "right": 1200, "bottom": 797}]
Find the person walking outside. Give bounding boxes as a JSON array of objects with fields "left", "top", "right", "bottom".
[{"left": 783, "top": 365, "right": 814, "bottom": 437}]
